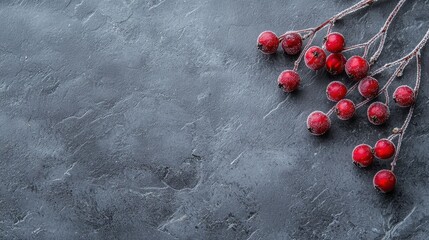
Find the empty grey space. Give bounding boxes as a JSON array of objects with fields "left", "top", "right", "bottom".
[{"left": 0, "top": 0, "right": 428, "bottom": 239}]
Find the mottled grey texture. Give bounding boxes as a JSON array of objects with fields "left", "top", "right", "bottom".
[{"left": 0, "top": 0, "right": 428, "bottom": 239}]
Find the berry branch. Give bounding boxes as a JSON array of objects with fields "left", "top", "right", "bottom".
[
  {"left": 278, "top": 0, "right": 377, "bottom": 71},
  {"left": 256, "top": 0, "right": 426, "bottom": 193},
  {"left": 346, "top": 29, "right": 428, "bottom": 193},
  {"left": 390, "top": 50, "right": 423, "bottom": 172},
  {"left": 343, "top": 0, "right": 407, "bottom": 64},
  {"left": 323, "top": 0, "right": 407, "bottom": 119},
  {"left": 278, "top": 0, "right": 375, "bottom": 40},
  {"left": 355, "top": 28, "right": 429, "bottom": 110}
]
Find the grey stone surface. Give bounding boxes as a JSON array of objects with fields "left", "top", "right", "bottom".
[{"left": 0, "top": 0, "right": 428, "bottom": 239}]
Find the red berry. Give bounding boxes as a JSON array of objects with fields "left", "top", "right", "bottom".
[
  {"left": 358, "top": 76, "right": 379, "bottom": 98},
  {"left": 367, "top": 102, "right": 390, "bottom": 125},
  {"left": 345, "top": 56, "right": 369, "bottom": 80},
  {"left": 393, "top": 85, "right": 415, "bottom": 107},
  {"left": 257, "top": 31, "right": 279, "bottom": 54},
  {"left": 278, "top": 70, "right": 300, "bottom": 92},
  {"left": 352, "top": 144, "right": 374, "bottom": 167},
  {"left": 325, "top": 53, "right": 346, "bottom": 75},
  {"left": 373, "top": 169, "right": 396, "bottom": 193},
  {"left": 304, "top": 46, "right": 326, "bottom": 71},
  {"left": 326, "top": 81, "right": 347, "bottom": 102},
  {"left": 374, "top": 139, "right": 396, "bottom": 159},
  {"left": 306, "top": 111, "right": 331, "bottom": 136},
  {"left": 324, "top": 32, "right": 345, "bottom": 53},
  {"left": 335, "top": 99, "right": 355, "bottom": 120},
  {"left": 281, "top": 32, "right": 302, "bottom": 55}
]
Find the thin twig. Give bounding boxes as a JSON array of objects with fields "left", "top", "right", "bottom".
[
  {"left": 387, "top": 133, "right": 399, "bottom": 141},
  {"left": 369, "top": 30, "right": 387, "bottom": 64},
  {"left": 384, "top": 89, "right": 389, "bottom": 105},
  {"left": 347, "top": 82, "right": 359, "bottom": 95},
  {"left": 371, "top": 29, "right": 429, "bottom": 76},
  {"left": 326, "top": 21, "right": 335, "bottom": 35},
  {"left": 414, "top": 51, "right": 422, "bottom": 98},
  {"left": 369, "top": 0, "right": 406, "bottom": 64},
  {"left": 293, "top": 33, "right": 316, "bottom": 71},
  {"left": 326, "top": 105, "right": 336, "bottom": 117}
]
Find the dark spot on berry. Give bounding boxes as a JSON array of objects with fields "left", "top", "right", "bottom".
[
  {"left": 257, "top": 44, "right": 263, "bottom": 50},
  {"left": 353, "top": 161, "right": 361, "bottom": 167},
  {"left": 374, "top": 186, "right": 382, "bottom": 192},
  {"left": 313, "top": 51, "right": 319, "bottom": 57},
  {"left": 371, "top": 116, "right": 379, "bottom": 123},
  {"left": 308, "top": 127, "right": 313, "bottom": 133},
  {"left": 278, "top": 83, "right": 283, "bottom": 88}
]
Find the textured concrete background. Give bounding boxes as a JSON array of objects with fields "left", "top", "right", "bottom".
[{"left": 0, "top": 0, "right": 428, "bottom": 239}]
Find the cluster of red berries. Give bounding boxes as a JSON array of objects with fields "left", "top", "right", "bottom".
[
  {"left": 257, "top": 30, "right": 418, "bottom": 193},
  {"left": 258, "top": 31, "right": 415, "bottom": 131},
  {"left": 352, "top": 139, "right": 396, "bottom": 192}
]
